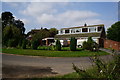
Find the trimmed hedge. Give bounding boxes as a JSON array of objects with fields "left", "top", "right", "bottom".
[
  {"left": 70, "top": 37, "right": 77, "bottom": 51},
  {"left": 55, "top": 39, "right": 61, "bottom": 51}
]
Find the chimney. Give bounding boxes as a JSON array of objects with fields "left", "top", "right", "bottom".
[{"left": 84, "top": 23, "right": 87, "bottom": 27}]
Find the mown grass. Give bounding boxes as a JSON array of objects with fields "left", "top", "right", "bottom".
[{"left": 2, "top": 48, "right": 109, "bottom": 57}]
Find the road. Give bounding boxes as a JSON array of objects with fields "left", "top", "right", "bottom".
[{"left": 2, "top": 53, "right": 112, "bottom": 75}]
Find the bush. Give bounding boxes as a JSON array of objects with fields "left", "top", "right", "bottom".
[
  {"left": 70, "top": 37, "right": 77, "bottom": 51},
  {"left": 73, "top": 54, "right": 120, "bottom": 79},
  {"left": 22, "top": 39, "right": 27, "bottom": 49},
  {"left": 82, "top": 41, "right": 89, "bottom": 50},
  {"left": 7, "top": 39, "right": 17, "bottom": 47},
  {"left": 32, "top": 40, "right": 39, "bottom": 50},
  {"left": 55, "top": 39, "right": 61, "bottom": 51},
  {"left": 87, "top": 36, "right": 94, "bottom": 51},
  {"left": 82, "top": 37, "right": 98, "bottom": 51}
]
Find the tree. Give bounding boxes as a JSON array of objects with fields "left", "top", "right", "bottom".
[
  {"left": 107, "top": 21, "right": 120, "bottom": 42},
  {"left": 49, "top": 28, "right": 58, "bottom": 37},
  {"left": 3, "top": 25, "right": 21, "bottom": 47},
  {"left": 14, "top": 19, "right": 25, "bottom": 34},
  {"left": 22, "top": 39, "right": 27, "bottom": 49},
  {"left": 32, "top": 29, "right": 50, "bottom": 45},
  {"left": 2, "top": 11, "right": 26, "bottom": 47},
  {"left": 55, "top": 39, "right": 61, "bottom": 51},
  {"left": 2, "top": 12, "right": 14, "bottom": 29},
  {"left": 70, "top": 37, "right": 77, "bottom": 51}
]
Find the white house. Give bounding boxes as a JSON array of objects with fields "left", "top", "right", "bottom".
[{"left": 55, "top": 24, "right": 106, "bottom": 47}]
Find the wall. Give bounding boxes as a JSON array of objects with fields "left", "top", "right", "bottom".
[{"left": 104, "top": 39, "right": 120, "bottom": 51}]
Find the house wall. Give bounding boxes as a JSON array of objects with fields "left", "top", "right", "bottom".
[
  {"left": 60, "top": 37, "right": 99, "bottom": 46},
  {"left": 104, "top": 39, "right": 120, "bottom": 51}
]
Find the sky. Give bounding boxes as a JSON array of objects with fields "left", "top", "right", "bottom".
[{"left": 1, "top": 2, "right": 119, "bottom": 33}]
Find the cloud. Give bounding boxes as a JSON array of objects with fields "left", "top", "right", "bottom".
[
  {"left": 21, "top": 3, "right": 57, "bottom": 16},
  {"left": 21, "top": 18, "right": 30, "bottom": 24},
  {"left": 36, "top": 10, "right": 101, "bottom": 28},
  {"left": 20, "top": 2, "right": 101, "bottom": 29}
]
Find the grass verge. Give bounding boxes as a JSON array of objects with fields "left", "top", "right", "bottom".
[{"left": 2, "top": 48, "right": 109, "bottom": 57}]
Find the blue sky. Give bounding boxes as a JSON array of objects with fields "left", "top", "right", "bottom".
[{"left": 2, "top": 2, "right": 118, "bottom": 33}]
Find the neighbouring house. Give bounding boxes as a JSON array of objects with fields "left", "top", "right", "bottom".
[
  {"left": 55, "top": 24, "right": 106, "bottom": 47},
  {"left": 27, "top": 29, "right": 42, "bottom": 40},
  {"left": 104, "top": 39, "right": 120, "bottom": 51},
  {"left": 42, "top": 37, "right": 55, "bottom": 46},
  {"left": 27, "top": 29, "right": 55, "bottom": 46}
]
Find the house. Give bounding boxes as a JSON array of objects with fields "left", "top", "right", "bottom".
[{"left": 55, "top": 24, "right": 106, "bottom": 47}]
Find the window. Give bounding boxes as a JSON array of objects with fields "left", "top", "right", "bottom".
[
  {"left": 65, "top": 29, "right": 69, "bottom": 33},
  {"left": 82, "top": 28, "right": 88, "bottom": 32},
  {"left": 89, "top": 27, "right": 96, "bottom": 32},
  {"left": 71, "top": 29, "right": 75, "bottom": 33},
  {"left": 60, "top": 30, "right": 63, "bottom": 34},
  {"left": 98, "top": 26, "right": 103, "bottom": 31},
  {"left": 76, "top": 29, "right": 81, "bottom": 33}
]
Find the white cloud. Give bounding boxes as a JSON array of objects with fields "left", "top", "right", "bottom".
[
  {"left": 21, "top": 3, "right": 57, "bottom": 16},
  {"left": 36, "top": 10, "right": 101, "bottom": 29},
  {"left": 21, "top": 18, "right": 29, "bottom": 24},
  {"left": 20, "top": 2, "right": 102, "bottom": 29}
]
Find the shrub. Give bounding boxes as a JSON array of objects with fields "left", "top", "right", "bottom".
[
  {"left": 17, "top": 39, "right": 23, "bottom": 48},
  {"left": 87, "top": 36, "right": 94, "bottom": 51},
  {"left": 82, "top": 37, "right": 98, "bottom": 51},
  {"left": 32, "top": 40, "right": 39, "bottom": 50},
  {"left": 7, "top": 39, "right": 17, "bottom": 47},
  {"left": 55, "top": 39, "right": 61, "bottom": 51},
  {"left": 70, "top": 37, "right": 77, "bottom": 51},
  {"left": 82, "top": 41, "right": 89, "bottom": 50},
  {"left": 22, "top": 39, "right": 27, "bottom": 49},
  {"left": 73, "top": 54, "right": 120, "bottom": 79}
]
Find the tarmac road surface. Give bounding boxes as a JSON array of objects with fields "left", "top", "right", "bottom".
[{"left": 2, "top": 53, "right": 112, "bottom": 75}]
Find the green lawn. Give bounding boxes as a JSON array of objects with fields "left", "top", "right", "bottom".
[{"left": 2, "top": 48, "right": 109, "bottom": 57}]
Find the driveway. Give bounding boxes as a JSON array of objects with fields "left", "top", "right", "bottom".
[{"left": 2, "top": 53, "right": 112, "bottom": 78}]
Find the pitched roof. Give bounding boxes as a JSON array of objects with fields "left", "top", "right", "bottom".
[
  {"left": 55, "top": 32, "right": 101, "bottom": 39},
  {"left": 61, "top": 24, "right": 104, "bottom": 30}
]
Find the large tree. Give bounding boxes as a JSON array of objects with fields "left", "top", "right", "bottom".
[
  {"left": 32, "top": 29, "right": 50, "bottom": 42},
  {"left": 2, "top": 12, "right": 14, "bottom": 29},
  {"left": 2, "top": 11, "right": 26, "bottom": 47},
  {"left": 14, "top": 19, "right": 25, "bottom": 34},
  {"left": 49, "top": 28, "right": 58, "bottom": 37},
  {"left": 3, "top": 24, "right": 21, "bottom": 47},
  {"left": 107, "top": 21, "right": 120, "bottom": 42}
]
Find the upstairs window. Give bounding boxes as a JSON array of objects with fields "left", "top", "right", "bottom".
[
  {"left": 98, "top": 26, "right": 103, "bottom": 31},
  {"left": 65, "top": 29, "right": 69, "bottom": 33},
  {"left": 82, "top": 28, "right": 88, "bottom": 32},
  {"left": 89, "top": 27, "right": 96, "bottom": 32},
  {"left": 76, "top": 29, "right": 81, "bottom": 33},
  {"left": 60, "top": 30, "right": 63, "bottom": 34},
  {"left": 71, "top": 29, "right": 75, "bottom": 33}
]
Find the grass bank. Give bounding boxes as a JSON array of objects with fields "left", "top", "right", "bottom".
[{"left": 2, "top": 48, "right": 109, "bottom": 57}]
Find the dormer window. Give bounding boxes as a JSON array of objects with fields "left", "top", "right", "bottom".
[
  {"left": 82, "top": 28, "right": 88, "bottom": 32},
  {"left": 98, "top": 26, "right": 103, "bottom": 31},
  {"left": 71, "top": 29, "right": 75, "bottom": 33},
  {"left": 76, "top": 28, "right": 81, "bottom": 33},
  {"left": 65, "top": 29, "right": 69, "bottom": 33},
  {"left": 89, "top": 27, "right": 96, "bottom": 32}
]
